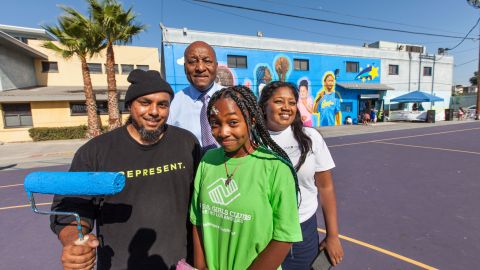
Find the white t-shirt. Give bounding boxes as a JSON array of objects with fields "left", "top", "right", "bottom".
[{"left": 269, "top": 127, "right": 335, "bottom": 223}]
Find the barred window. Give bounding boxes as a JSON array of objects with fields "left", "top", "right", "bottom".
[
  {"left": 41, "top": 61, "right": 58, "bottom": 73},
  {"left": 227, "top": 55, "right": 247, "bottom": 68},
  {"left": 294, "top": 59, "right": 309, "bottom": 71},
  {"left": 2, "top": 103, "right": 33, "bottom": 127},
  {"left": 346, "top": 61, "right": 359, "bottom": 73},
  {"left": 87, "top": 63, "right": 102, "bottom": 74}
]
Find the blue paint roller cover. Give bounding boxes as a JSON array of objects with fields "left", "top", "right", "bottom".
[{"left": 24, "top": 172, "right": 126, "bottom": 196}]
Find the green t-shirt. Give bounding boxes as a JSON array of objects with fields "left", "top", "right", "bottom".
[{"left": 190, "top": 147, "right": 302, "bottom": 270}]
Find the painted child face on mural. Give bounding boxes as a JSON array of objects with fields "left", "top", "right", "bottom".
[
  {"left": 299, "top": 85, "right": 309, "bottom": 99},
  {"left": 324, "top": 74, "right": 335, "bottom": 93},
  {"left": 263, "top": 68, "right": 272, "bottom": 83}
]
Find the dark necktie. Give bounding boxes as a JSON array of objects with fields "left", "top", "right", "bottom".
[{"left": 200, "top": 94, "right": 217, "bottom": 151}]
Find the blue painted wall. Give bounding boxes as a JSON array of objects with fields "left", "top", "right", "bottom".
[{"left": 163, "top": 43, "right": 382, "bottom": 126}]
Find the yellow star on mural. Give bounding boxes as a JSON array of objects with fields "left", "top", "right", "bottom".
[{"left": 369, "top": 66, "right": 379, "bottom": 80}]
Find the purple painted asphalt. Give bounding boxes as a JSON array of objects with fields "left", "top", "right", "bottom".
[
  {"left": 1, "top": 123, "right": 479, "bottom": 270},
  {"left": 0, "top": 165, "right": 67, "bottom": 270},
  {"left": 321, "top": 122, "right": 480, "bottom": 270}
]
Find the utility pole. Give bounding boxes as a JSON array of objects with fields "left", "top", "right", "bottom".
[
  {"left": 467, "top": 0, "right": 480, "bottom": 120},
  {"left": 477, "top": 25, "right": 480, "bottom": 119}
]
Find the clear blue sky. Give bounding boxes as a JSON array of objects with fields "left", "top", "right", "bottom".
[{"left": 2, "top": 0, "right": 479, "bottom": 85}]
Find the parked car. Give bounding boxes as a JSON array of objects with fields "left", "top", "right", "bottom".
[{"left": 466, "top": 105, "right": 477, "bottom": 118}]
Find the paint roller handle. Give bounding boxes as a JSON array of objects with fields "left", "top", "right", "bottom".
[{"left": 59, "top": 229, "right": 99, "bottom": 269}]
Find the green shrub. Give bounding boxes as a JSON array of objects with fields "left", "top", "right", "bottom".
[
  {"left": 29, "top": 125, "right": 88, "bottom": 141},
  {"left": 28, "top": 125, "right": 111, "bottom": 141}
]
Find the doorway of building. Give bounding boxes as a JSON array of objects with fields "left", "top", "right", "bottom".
[{"left": 358, "top": 98, "right": 380, "bottom": 123}]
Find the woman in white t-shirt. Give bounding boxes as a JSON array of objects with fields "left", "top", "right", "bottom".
[{"left": 259, "top": 81, "right": 344, "bottom": 269}]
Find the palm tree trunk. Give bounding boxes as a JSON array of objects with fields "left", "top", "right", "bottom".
[
  {"left": 80, "top": 57, "right": 101, "bottom": 138},
  {"left": 106, "top": 43, "right": 122, "bottom": 130}
]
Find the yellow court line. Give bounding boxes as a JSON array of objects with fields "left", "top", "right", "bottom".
[
  {"left": 329, "top": 127, "right": 480, "bottom": 148},
  {"left": 0, "top": 202, "right": 51, "bottom": 211},
  {"left": 0, "top": 183, "right": 23, "bottom": 189},
  {"left": 317, "top": 228, "right": 438, "bottom": 270},
  {"left": 375, "top": 141, "right": 480, "bottom": 155}
]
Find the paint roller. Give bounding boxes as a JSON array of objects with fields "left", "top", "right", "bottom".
[{"left": 24, "top": 172, "right": 125, "bottom": 244}]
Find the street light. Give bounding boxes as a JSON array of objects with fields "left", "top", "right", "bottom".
[{"left": 467, "top": 0, "right": 480, "bottom": 119}]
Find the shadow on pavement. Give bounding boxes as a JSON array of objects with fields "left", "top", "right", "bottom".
[{"left": 0, "top": 164, "right": 17, "bottom": 171}]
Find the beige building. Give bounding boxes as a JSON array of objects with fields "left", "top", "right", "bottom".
[{"left": 0, "top": 25, "right": 160, "bottom": 142}]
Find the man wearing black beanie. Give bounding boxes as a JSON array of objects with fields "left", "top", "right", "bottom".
[{"left": 51, "top": 69, "right": 201, "bottom": 270}]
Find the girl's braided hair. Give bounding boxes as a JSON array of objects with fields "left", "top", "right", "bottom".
[
  {"left": 258, "top": 81, "right": 313, "bottom": 172},
  {"left": 206, "top": 85, "right": 300, "bottom": 196}
]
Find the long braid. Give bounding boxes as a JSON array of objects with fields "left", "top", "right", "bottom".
[{"left": 207, "top": 86, "right": 301, "bottom": 197}]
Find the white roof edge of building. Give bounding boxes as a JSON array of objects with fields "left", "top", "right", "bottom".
[
  {"left": 0, "top": 31, "right": 48, "bottom": 59},
  {"left": 161, "top": 26, "right": 453, "bottom": 63},
  {"left": 0, "top": 24, "right": 56, "bottom": 40}
]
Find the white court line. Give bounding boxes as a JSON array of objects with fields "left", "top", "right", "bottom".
[
  {"left": 329, "top": 127, "right": 480, "bottom": 148},
  {"left": 375, "top": 141, "right": 480, "bottom": 155},
  {"left": 318, "top": 228, "right": 438, "bottom": 270},
  {"left": 0, "top": 202, "right": 51, "bottom": 211},
  {"left": 0, "top": 183, "right": 23, "bottom": 189}
]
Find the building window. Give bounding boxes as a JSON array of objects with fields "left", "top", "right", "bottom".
[
  {"left": 121, "top": 64, "right": 134, "bottom": 74},
  {"left": 41, "top": 61, "right": 58, "bottom": 73},
  {"left": 2, "top": 103, "right": 33, "bottom": 128},
  {"left": 346, "top": 61, "right": 359, "bottom": 73},
  {"left": 294, "top": 59, "right": 309, "bottom": 71},
  {"left": 389, "top": 65, "right": 399, "bottom": 75},
  {"left": 227, "top": 55, "right": 247, "bottom": 68},
  {"left": 104, "top": 64, "right": 119, "bottom": 74},
  {"left": 136, "top": 65, "right": 149, "bottom": 71},
  {"left": 70, "top": 101, "right": 128, "bottom": 115},
  {"left": 423, "top": 66, "right": 432, "bottom": 76},
  {"left": 87, "top": 63, "right": 102, "bottom": 74}
]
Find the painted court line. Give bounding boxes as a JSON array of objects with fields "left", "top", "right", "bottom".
[
  {"left": 375, "top": 141, "right": 480, "bottom": 155},
  {"left": 317, "top": 228, "right": 438, "bottom": 270},
  {"left": 0, "top": 202, "right": 439, "bottom": 269},
  {"left": 0, "top": 202, "right": 51, "bottom": 211},
  {"left": 329, "top": 127, "right": 480, "bottom": 148},
  {"left": 0, "top": 183, "right": 23, "bottom": 189}
]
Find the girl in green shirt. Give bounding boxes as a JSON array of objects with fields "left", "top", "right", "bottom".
[{"left": 190, "top": 86, "right": 302, "bottom": 270}]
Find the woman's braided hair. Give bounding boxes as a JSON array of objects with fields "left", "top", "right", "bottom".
[
  {"left": 206, "top": 85, "right": 300, "bottom": 196},
  {"left": 258, "top": 81, "right": 313, "bottom": 172}
]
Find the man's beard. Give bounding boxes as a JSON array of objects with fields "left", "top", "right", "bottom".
[{"left": 128, "top": 116, "right": 165, "bottom": 143}]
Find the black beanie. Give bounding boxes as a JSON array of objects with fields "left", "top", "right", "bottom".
[{"left": 124, "top": 69, "right": 174, "bottom": 107}]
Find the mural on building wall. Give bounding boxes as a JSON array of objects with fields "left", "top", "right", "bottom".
[
  {"left": 355, "top": 64, "right": 379, "bottom": 82},
  {"left": 163, "top": 43, "right": 382, "bottom": 127},
  {"left": 215, "top": 64, "right": 237, "bottom": 87},
  {"left": 254, "top": 64, "right": 273, "bottom": 97},
  {"left": 297, "top": 77, "right": 314, "bottom": 127},
  {"left": 313, "top": 71, "right": 342, "bottom": 126}
]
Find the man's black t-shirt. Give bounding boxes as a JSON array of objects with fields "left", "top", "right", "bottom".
[{"left": 50, "top": 125, "right": 200, "bottom": 270}]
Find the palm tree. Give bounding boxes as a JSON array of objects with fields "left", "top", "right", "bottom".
[
  {"left": 88, "top": 0, "right": 146, "bottom": 130},
  {"left": 43, "top": 6, "right": 106, "bottom": 138}
]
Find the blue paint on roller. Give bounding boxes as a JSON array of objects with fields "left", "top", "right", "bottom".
[{"left": 24, "top": 172, "right": 125, "bottom": 196}]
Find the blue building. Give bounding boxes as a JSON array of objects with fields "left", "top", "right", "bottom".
[{"left": 161, "top": 27, "right": 452, "bottom": 126}]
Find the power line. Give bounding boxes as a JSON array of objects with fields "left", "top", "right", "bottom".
[
  {"left": 257, "top": 0, "right": 467, "bottom": 36},
  {"left": 193, "top": 0, "right": 478, "bottom": 40},
  {"left": 182, "top": 0, "right": 377, "bottom": 43},
  {"left": 451, "top": 47, "right": 478, "bottom": 54},
  {"left": 455, "top": 58, "right": 478, "bottom": 67},
  {"left": 445, "top": 17, "right": 480, "bottom": 51}
]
